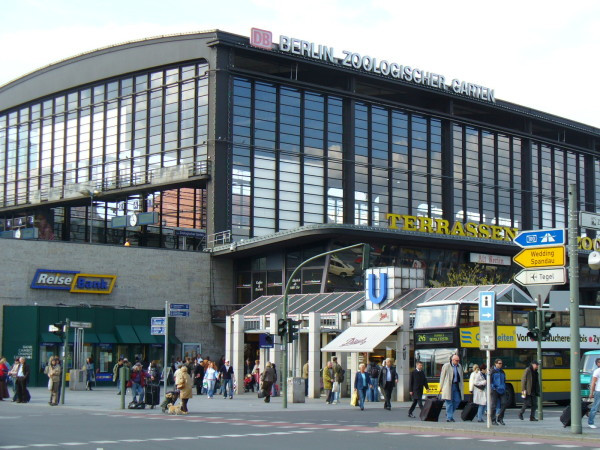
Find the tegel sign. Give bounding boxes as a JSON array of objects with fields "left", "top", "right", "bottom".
[
  {"left": 31, "top": 269, "right": 117, "bottom": 294},
  {"left": 250, "top": 29, "right": 495, "bottom": 103}
]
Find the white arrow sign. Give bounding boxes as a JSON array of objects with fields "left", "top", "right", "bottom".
[
  {"left": 481, "top": 313, "right": 492, "bottom": 319},
  {"left": 514, "top": 267, "right": 567, "bottom": 286}
]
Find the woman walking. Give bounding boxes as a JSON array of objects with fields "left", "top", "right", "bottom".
[
  {"left": 0, "top": 357, "right": 10, "bottom": 401},
  {"left": 354, "top": 363, "right": 369, "bottom": 411},
  {"left": 83, "top": 357, "right": 95, "bottom": 391},
  {"left": 204, "top": 361, "right": 218, "bottom": 399},
  {"left": 471, "top": 364, "right": 488, "bottom": 422},
  {"left": 46, "top": 356, "right": 61, "bottom": 406},
  {"left": 260, "top": 362, "right": 275, "bottom": 403}
]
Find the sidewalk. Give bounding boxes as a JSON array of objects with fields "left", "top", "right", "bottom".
[{"left": 12, "top": 387, "right": 600, "bottom": 444}]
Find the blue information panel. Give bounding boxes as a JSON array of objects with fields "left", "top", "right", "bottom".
[
  {"left": 479, "top": 291, "right": 495, "bottom": 322},
  {"left": 514, "top": 228, "right": 565, "bottom": 248},
  {"left": 259, "top": 333, "right": 274, "bottom": 349},
  {"left": 170, "top": 303, "right": 190, "bottom": 310},
  {"left": 169, "top": 310, "right": 190, "bottom": 317}
]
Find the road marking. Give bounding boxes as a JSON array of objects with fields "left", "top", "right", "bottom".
[
  {"left": 198, "top": 436, "right": 219, "bottom": 439},
  {"left": 221, "top": 435, "right": 245, "bottom": 437},
  {"left": 357, "top": 430, "right": 379, "bottom": 433},
  {"left": 415, "top": 435, "right": 439, "bottom": 438},
  {"left": 278, "top": 426, "right": 298, "bottom": 429},
  {"left": 515, "top": 443, "right": 542, "bottom": 446},
  {"left": 30, "top": 445, "right": 59, "bottom": 448},
  {"left": 119, "top": 439, "right": 145, "bottom": 443},
  {"left": 289, "top": 431, "right": 314, "bottom": 434},
  {"left": 552, "top": 446, "right": 581, "bottom": 448},
  {"left": 329, "top": 429, "right": 349, "bottom": 431},
  {"left": 89, "top": 442, "right": 118, "bottom": 445},
  {"left": 266, "top": 432, "right": 293, "bottom": 435},
  {"left": 173, "top": 437, "right": 197, "bottom": 440},
  {"left": 147, "top": 438, "right": 171, "bottom": 441},
  {"left": 301, "top": 428, "right": 322, "bottom": 430},
  {"left": 252, "top": 424, "right": 270, "bottom": 427},
  {"left": 271, "top": 421, "right": 289, "bottom": 423},
  {"left": 295, "top": 422, "right": 314, "bottom": 424},
  {"left": 446, "top": 437, "right": 471, "bottom": 440},
  {"left": 58, "top": 444, "right": 87, "bottom": 446},
  {"left": 385, "top": 433, "right": 408, "bottom": 435},
  {"left": 0, "top": 446, "right": 27, "bottom": 449},
  {"left": 207, "top": 421, "right": 227, "bottom": 424},
  {"left": 480, "top": 440, "right": 507, "bottom": 443}
]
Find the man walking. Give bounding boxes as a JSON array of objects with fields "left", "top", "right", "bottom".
[
  {"left": 378, "top": 358, "right": 398, "bottom": 410},
  {"left": 439, "top": 354, "right": 463, "bottom": 422},
  {"left": 519, "top": 361, "right": 540, "bottom": 421},
  {"left": 112, "top": 357, "right": 125, "bottom": 395},
  {"left": 14, "top": 357, "right": 30, "bottom": 403},
  {"left": 490, "top": 359, "right": 507, "bottom": 425},
  {"left": 587, "top": 358, "right": 600, "bottom": 429},
  {"left": 366, "top": 359, "right": 380, "bottom": 402},
  {"left": 302, "top": 361, "right": 309, "bottom": 396},
  {"left": 331, "top": 356, "right": 344, "bottom": 404},
  {"left": 408, "top": 361, "right": 429, "bottom": 418},
  {"left": 220, "top": 359, "right": 235, "bottom": 399}
]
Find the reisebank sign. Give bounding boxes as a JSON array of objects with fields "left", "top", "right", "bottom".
[{"left": 250, "top": 28, "right": 496, "bottom": 103}]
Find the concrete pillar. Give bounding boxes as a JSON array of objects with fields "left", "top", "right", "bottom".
[
  {"left": 232, "top": 314, "right": 245, "bottom": 395},
  {"left": 225, "top": 315, "right": 232, "bottom": 367},
  {"left": 308, "top": 312, "right": 321, "bottom": 398},
  {"left": 396, "top": 310, "right": 411, "bottom": 401},
  {"left": 350, "top": 352, "right": 358, "bottom": 392}
]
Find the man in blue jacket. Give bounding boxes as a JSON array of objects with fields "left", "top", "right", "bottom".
[{"left": 490, "top": 359, "right": 507, "bottom": 425}]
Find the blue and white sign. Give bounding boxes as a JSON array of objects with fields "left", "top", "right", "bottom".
[
  {"left": 170, "top": 303, "right": 190, "bottom": 310},
  {"left": 151, "top": 326, "right": 166, "bottom": 335},
  {"left": 367, "top": 273, "right": 388, "bottom": 304},
  {"left": 479, "top": 291, "right": 495, "bottom": 322},
  {"left": 169, "top": 310, "right": 190, "bottom": 317},
  {"left": 514, "top": 228, "right": 565, "bottom": 248},
  {"left": 151, "top": 317, "right": 166, "bottom": 326}
]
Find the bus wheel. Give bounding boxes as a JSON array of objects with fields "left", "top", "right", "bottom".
[{"left": 505, "top": 384, "right": 516, "bottom": 408}]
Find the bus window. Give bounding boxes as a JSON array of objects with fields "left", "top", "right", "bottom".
[
  {"left": 459, "top": 305, "right": 477, "bottom": 327},
  {"left": 434, "top": 348, "right": 457, "bottom": 376},
  {"left": 584, "top": 309, "right": 600, "bottom": 327},
  {"left": 415, "top": 348, "right": 458, "bottom": 378},
  {"left": 414, "top": 304, "right": 458, "bottom": 329},
  {"left": 415, "top": 349, "right": 435, "bottom": 378}
]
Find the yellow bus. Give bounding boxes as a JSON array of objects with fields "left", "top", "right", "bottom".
[{"left": 412, "top": 284, "right": 600, "bottom": 406}]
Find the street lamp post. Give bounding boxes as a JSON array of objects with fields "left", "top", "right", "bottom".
[
  {"left": 281, "top": 242, "right": 366, "bottom": 408},
  {"left": 81, "top": 189, "right": 100, "bottom": 244}
]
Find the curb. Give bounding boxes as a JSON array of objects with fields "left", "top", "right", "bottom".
[{"left": 378, "top": 422, "right": 599, "bottom": 443}]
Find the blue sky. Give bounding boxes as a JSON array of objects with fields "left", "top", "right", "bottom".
[{"left": 1, "top": 0, "right": 599, "bottom": 128}]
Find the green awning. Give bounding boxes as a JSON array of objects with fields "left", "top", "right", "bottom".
[
  {"left": 66, "top": 330, "right": 99, "bottom": 343},
  {"left": 169, "top": 334, "right": 182, "bottom": 345},
  {"left": 40, "top": 332, "right": 62, "bottom": 344},
  {"left": 115, "top": 325, "right": 140, "bottom": 344},
  {"left": 97, "top": 333, "right": 118, "bottom": 344},
  {"left": 133, "top": 325, "right": 159, "bottom": 344}
]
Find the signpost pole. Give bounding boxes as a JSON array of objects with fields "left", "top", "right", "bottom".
[
  {"left": 60, "top": 318, "right": 69, "bottom": 405},
  {"left": 536, "top": 297, "right": 543, "bottom": 421},
  {"left": 164, "top": 301, "right": 169, "bottom": 396},
  {"left": 568, "top": 184, "right": 582, "bottom": 434},
  {"left": 486, "top": 350, "right": 491, "bottom": 429}
]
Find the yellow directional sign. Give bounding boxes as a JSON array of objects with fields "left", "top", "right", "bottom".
[{"left": 513, "top": 246, "right": 565, "bottom": 268}]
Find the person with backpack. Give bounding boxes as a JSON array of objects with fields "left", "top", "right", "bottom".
[
  {"left": 490, "top": 359, "right": 507, "bottom": 426},
  {"left": 407, "top": 361, "right": 429, "bottom": 418},
  {"left": 331, "top": 356, "right": 345, "bottom": 404},
  {"left": 367, "top": 359, "right": 380, "bottom": 402}
]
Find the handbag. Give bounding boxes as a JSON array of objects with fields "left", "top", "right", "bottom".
[
  {"left": 48, "top": 379, "right": 53, "bottom": 390},
  {"left": 350, "top": 390, "right": 359, "bottom": 406}
]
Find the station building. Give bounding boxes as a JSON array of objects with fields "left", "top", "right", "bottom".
[{"left": 1, "top": 29, "right": 599, "bottom": 389}]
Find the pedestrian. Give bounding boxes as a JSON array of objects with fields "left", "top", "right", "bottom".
[
  {"left": 490, "top": 358, "right": 507, "bottom": 425},
  {"left": 193, "top": 359, "right": 204, "bottom": 395},
  {"left": 331, "top": 356, "right": 344, "bottom": 404},
  {"left": 252, "top": 359, "right": 261, "bottom": 393},
  {"left": 13, "top": 357, "right": 31, "bottom": 403},
  {"left": 354, "top": 363, "right": 369, "bottom": 411},
  {"left": 302, "top": 361, "right": 309, "bottom": 396},
  {"left": 323, "top": 361, "right": 334, "bottom": 404},
  {"left": 0, "top": 357, "right": 10, "bottom": 401},
  {"left": 112, "top": 357, "right": 125, "bottom": 395},
  {"left": 408, "top": 361, "right": 429, "bottom": 418},
  {"left": 260, "top": 362, "right": 276, "bottom": 403},
  {"left": 588, "top": 358, "right": 600, "bottom": 429},
  {"left": 204, "top": 361, "right": 218, "bottom": 398},
  {"left": 176, "top": 365, "right": 193, "bottom": 414},
  {"left": 378, "top": 358, "right": 398, "bottom": 410},
  {"left": 83, "top": 357, "right": 95, "bottom": 391},
  {"left": 8, "top": 357, "right": 19, "bottom": 401},
  {"left": 366, "top": 359, "right": 380, "bottom": 402},
  {"left": 129, "top": 363, "right": 146, "bottom": 404},
  {"left": 519, "top": 361, "right": 540, "bottom": 421},
  {"left": 439, "top": 354, "right": 463, "bottom": 422},
  {"left": 46, "top": 356, "right": 61, "bottom": 406},
  {"left": 472, "top": 364, "right": 487, "bottom": 422},
  {"left": 219, "top": 359, "right": 235, "bottom": 399}
]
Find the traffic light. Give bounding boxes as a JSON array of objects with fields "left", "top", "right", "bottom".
[
  {"left": 49, "top": 322, "right": 65, "bottom": 338},
  {"left": 287, "top": 318, "right": 301, "bottom": 341},
  {"left": 526, "top": 311, "right": 539, "bottom": 341},
  {"left": 277, "top": 318, "right": 287, "bottom": 337},
  {"left": 264, "top": 333, "right": 274, "bottom": 346},
  {"left": 540, "top": 311, "right": 556, "bottom": 340}
]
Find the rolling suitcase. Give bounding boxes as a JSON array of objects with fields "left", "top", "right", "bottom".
[
  {"left": 420, "top": 398, "right": 444, "bottom": 422},
  {"left": 560, "top": 402, "right": 590, "bottom": 427},
  {"left": 461, "top": 402, "right": 478, "bottom": 421},
  {"left": 144, "top": 384, "right": 160, "bottom": 408}
]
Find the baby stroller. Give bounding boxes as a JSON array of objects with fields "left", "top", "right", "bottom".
[
  {"left": 160, "top": 390, "right": 180, "bottom": 413},
  {"left": 243, "top": 374, "right": 253, "bottom": 392}
]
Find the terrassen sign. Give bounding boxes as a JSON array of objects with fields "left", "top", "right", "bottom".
[{"left": 250, "top": 28, "right": 496, "bottom": 103}]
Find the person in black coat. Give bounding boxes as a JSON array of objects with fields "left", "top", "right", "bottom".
[
  {"left": 378, "top": 358, "right": 399, "bottom": 410},
  {"left": 14, "top": 357, "right": 30, "bottom": 403},
  {"left": 408, "top": 361, "right": 429, "bottom": 417}
]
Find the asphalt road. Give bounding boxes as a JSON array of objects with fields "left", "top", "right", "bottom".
[{"left": 0, "top": 401, "right": 597, "bottom": 449}]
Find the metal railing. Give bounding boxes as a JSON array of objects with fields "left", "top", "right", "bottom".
[{"left": 205, "top": 230, "right": 232, "bottom": 249}]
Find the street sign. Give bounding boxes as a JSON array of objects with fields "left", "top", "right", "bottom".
[
  {"left": 151, "top": 326, "right": 166, "bottom": 335},
  {"left": 259, "top": 333, "right": 275, "bottom": 349},
  {"left": 513, "top": 246, "right": 566, "bottom": 268},
  {"left": 514, "top": 267, "right": 567, "bottom": 286},
  {"left": 580, "top": 212, "right": 600, "bottom": 230},
  {"left": 479, "top": 291, "right": 495, "bottom": 322},
  {"left": 525, "top": 285, "right": 554, "bottom": 306},
  {"left": 513, "top": 228, "right": 566, "bottom": 248},
  {"left": 151, "top": 317, "right": 166, "bottom": 326},
  {"left": 479, "top": 321, "right": 496, "bottom": 351},
  {"left": 69, "top": 321, "right": 92, "bottom": 328},
  {"left": 170, "top": 303, "right": 190, "bottom": 310},
  {"left": 168, "top": 310, "right": 190, "bottom": 317}
]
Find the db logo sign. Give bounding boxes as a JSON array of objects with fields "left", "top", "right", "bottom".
[{"left": 250, "top": 28, "right": 272, "bottom": 50}]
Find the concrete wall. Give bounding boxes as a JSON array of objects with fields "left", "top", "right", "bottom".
[{"left": 0, "top": 239, "right": 233, "bottom": 359}]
